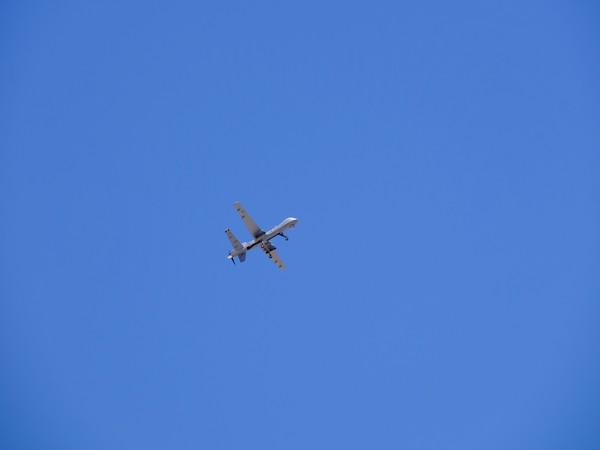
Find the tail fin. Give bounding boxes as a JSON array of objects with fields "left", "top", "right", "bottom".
[{"left": 225, "top": 229, "right": 243, "bottom": 251}]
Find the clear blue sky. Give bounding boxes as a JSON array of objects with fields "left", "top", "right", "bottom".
[{"left": 1, "top": 1, "right": 599, "bottom": 449}]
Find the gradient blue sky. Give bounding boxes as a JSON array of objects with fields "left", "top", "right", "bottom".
[{"left": 1, "top": 1, "right": 599, "bottom": 449}]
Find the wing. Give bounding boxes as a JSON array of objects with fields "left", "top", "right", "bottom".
[
  {"left": 234, "top": 202, "right": 263, "bottom": 238},
  {"left": 261, "top": 241, "right": 286, "bottom": 270}
]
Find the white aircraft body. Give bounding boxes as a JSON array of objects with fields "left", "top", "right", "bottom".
[{"left": 225, "top": 202, "right": 298, "bottom": 269}]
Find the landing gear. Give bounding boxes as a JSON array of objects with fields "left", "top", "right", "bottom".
[{"left": 280, "top": 233, "right": 289, "bottom": 241}]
